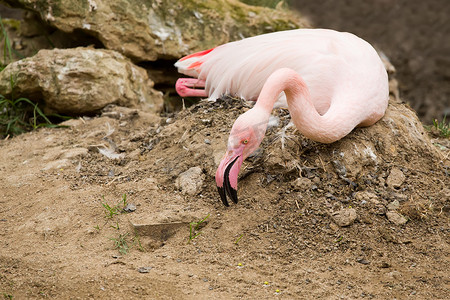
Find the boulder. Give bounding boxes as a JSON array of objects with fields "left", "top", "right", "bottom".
[
  {"left": 0, "top": 47, "right": 164, "bottom": 115},
  {"left": 2, "top": 0, "right": 308, "bottom": 62}
]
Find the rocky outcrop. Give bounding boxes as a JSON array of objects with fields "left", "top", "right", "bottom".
[
  {"left": 0, "top": 47, "right": 164, "bottom": 115},
  {"left": 2, "top": 0, "right": 308, "bottom": 62}
]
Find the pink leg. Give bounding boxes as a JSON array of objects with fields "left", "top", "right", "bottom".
[{"left": 176, "top": 78, "right": 208, "bottom": 98}]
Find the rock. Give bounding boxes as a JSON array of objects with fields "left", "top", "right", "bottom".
[
  {"left": 137, "top": 267, "right": 153, "bottom": 273},
  {"left": 356, "top": 258, "right": 370, "bottom": 265},
  {"left": 42, "top": 159, "right": 72, "bottom": 171},
  {"left": 0, "top": 47, "right": 164, "bottom": 115},
  {"left": 292, "top": 177, "right": 312, "bottom": 190},
  {"left": 386, "top": 168, "right": 406, "bottom": 189},
  {"left": 4, "top": 0, "right": 308, "bottom": 62},
  {"left": 123, "top": 203, "right": 137, "bottom": 213},
  {"left": 62, "top": 148, "right": 89, "bottom": 160},
  {"left": 387, "top": 200, "right": 400, "bottom": 211},
  {"left": 354, "top": 191, "right": 380, "bottom": 204},
  {"left": 331, "top": 208, "right": 357, "bottom": 227},
  {"left": 386, "top": 211, "right": 408, "bottom": 225},
  {"left": 175, "top": 167, "right": 205, "bottom": 196}
]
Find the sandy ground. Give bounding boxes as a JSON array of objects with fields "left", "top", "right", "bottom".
[{"left": 0, "top": 97, "right": 449, "bottom": 299}]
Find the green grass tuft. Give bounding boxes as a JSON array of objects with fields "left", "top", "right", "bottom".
[
  {"left": 188, "top": 214, "right": 210, "bottom": 244},
  {"left": 431, "top": 115, "right": 450, "bottom": 138},
  {"left": 100, "top": 194, "right": 128, "bottom": 219}
]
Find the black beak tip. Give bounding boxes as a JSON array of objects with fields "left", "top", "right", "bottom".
[
  {"left": 229, "top": 187, "right": 238, "bottom": 204},
  {"left": 219, "top": 155, "right": 240, "bottom": 206},
  {"left": 217, "top": 186, "right": 229, "bottom": 207}
]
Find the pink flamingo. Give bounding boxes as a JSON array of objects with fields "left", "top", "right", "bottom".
[{"left": 175, "top": 29, "right": 389, "bottom": 206}]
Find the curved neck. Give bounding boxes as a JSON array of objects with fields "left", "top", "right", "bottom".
[{"left": 254, "top": 68, "right": 351, "bottom": 143}]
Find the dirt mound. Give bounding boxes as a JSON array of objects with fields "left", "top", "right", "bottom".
[{"left": 0, "top": 98, "right": 448, "bottom": 299}]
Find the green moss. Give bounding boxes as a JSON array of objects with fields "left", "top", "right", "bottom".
[{"left": 1, "top": 19, "right": 21, "bottom": 32}]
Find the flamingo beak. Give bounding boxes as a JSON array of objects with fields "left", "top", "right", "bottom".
[{"left": 215, "top": 148, "right": 244, "bottom": 206}]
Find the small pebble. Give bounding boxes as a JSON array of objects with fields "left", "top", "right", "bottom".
[
  {"left": 357, "top": 258, "right": 370, "bottom": 265},
  {"left": 123, "top": 203, "right": 136, "bottom": 213},
  {"left": 138, "top": 267, "right": 152, "bottom": 273}
]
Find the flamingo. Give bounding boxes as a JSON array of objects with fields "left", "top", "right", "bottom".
[{"left": 175, "top": 29, "right": 389, "bottom": 206}]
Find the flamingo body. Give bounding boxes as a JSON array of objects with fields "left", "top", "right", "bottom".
[{"left": 174, "top": 29, "right": 389, "bottom": 206}]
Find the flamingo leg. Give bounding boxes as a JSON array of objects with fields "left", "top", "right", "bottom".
[{"left": 175, "top": 78, "right": 208, "bottom": 98}]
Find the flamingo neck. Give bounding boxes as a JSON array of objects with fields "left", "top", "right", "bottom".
[{"left": 254, "top": 68, "right": 350, "bottom": 143}]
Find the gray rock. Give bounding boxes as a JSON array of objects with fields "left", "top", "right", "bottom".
[
  {"left": 3, "top": 0, "right": 308, "bottom": 62},
  {"left": 175, "top": 167, "right": 205, "bottom": 196},
  {"left": 386, "top": 168, "right": 406, "bottom": 189},
  {"left": 0, "top": 47, "right": 164, "bottom": 115},
  {"left": 137, "top": 267, "right": 152, "bottom": 273},
  {"left": 386, "top": 211, "right": 408, "bottom": 225},
  {"left": 331, "top": 208, "right": 357, "bottom": 227},
  {"left": 123, "top": 203, "right": 137, "bottom": 213}
]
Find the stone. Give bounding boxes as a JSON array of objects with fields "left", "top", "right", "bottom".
[
  {"left": 386, "top": 168, "right": 406, "bottom": 189},
  {"left": 0, "top": 47, "right": 164, "bottom": 115},
  {"left": 62, "top": 148, "right": 89, "bottom": 160},
  {"left": 331, "top": 208, "right": 357, "bottom": 227},
  {"left": 292, "top": 177, "right": 312, "bottom": 190},
  {"left": 386, "top": 211, "right": 408, "bottom": 225},
  {"left": 387, "top": 200, "right": 400, "bottom": 211},
  {"left": 354, "top": 191, "right": 380, "bottom": 204},
  {"left": 42, "top": 159, "right": 71, "bottom": 171},
  {"left": 175, "top": 167, "right": 205, "bottom": 196},
  {"left": 137, "top": 267, "right": 153, "bottom": 273},
  {"left": 123, "top": 203, "right": 136, "bottom": 213},
  {"left": 3, "top": 0, "right": 308, "bottom": 62}
]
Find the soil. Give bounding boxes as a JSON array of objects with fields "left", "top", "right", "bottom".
[{"left": 1, "top": 97, "right": 449, "bottom": 299}]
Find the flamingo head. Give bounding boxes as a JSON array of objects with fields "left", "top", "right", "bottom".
[{"left": 215, "top": 108, "right": 269, "bottom": 206}]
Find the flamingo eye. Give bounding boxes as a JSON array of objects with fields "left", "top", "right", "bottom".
[{"left": 243, "top": 139, "right": 248, "bottom": 144}]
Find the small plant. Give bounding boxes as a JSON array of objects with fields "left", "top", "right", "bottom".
[
  {"left": 188, "top": 214, "right": 210, "bottom": 244},
  {"left": 1, "top": 16, "right": 13, "bottom": 70},
  {"left": 133, "top": 230, "right": 145, "bottom": 252},
  {"left": 100, "top": 194, "right": 128, "bottom": 219},
  {"left": 431, "top": 115, "right": 450, "bottom": 138},
  {"left": 234, "top": 234, "right": 244, "bottom": 245},
  {"left": 101, "top": 197, "right": 121, "bottom": 219},
  {"left": 121, "top": 193, "right": 128, "bottom": 208},
  {"left": 110, "top": 233, "right": 130, "bottom": 255},
  {"left": 3, "top": 293, "right": 13, "bottom": 300}
]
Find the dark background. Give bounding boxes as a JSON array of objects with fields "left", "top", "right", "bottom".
[{"left": 291, "top": 0, "right": 450, "bottom": 122}]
